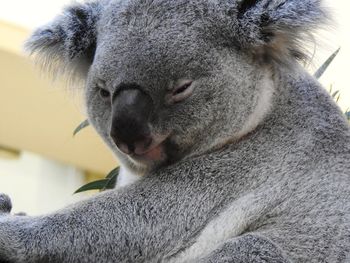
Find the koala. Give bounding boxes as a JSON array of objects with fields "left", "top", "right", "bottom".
[
  {"left": 1, "top": 0, "right": 350, "bottom": 262},
  {"left": 117, "top": 166, "right": 141, "bottom": 187}
]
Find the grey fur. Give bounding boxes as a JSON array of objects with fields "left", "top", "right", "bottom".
[
  {"left": 24, "top": 1, "right": 102, "bottom": 81},
  {"left": 1, "top": 0, "right": 349, "bottom": 262}
]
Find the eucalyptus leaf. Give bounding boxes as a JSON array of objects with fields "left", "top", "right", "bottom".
[
  {"left": 103, "top": 167, "right": 120, "bottom": 190},
  {"left": 336, "top": 94, "right": 340, "bottom": 103},
  {"left": 332, "top": 90, "right": 340, "bottom": 99},
  {"left": 345, "top": 111, "right": 350, "bottom": 121},
  {"left": 73, "top": 119, "right": 90, "bottom": 136},
  {"left": 74, "top": 167, "right": 120, "bottom": 194},
  {"left": 106, "top": 167, "right": 120, "bottom": 179},
  {"left": 314, "top": 48, "right": 340, "bottom": 79},
  {"left": 74, "top": 179, "right": 110, "bottom": 194}
]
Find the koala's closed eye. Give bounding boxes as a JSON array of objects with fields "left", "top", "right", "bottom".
[
  {"left": 167, "top": 80, "right": 194, "bottom": 104},
  {"left": 99, "top": 88, "right": 110, "bottom": 99},
  {"left": 96, "top": 80, "right": 110, "bottom": 100}
]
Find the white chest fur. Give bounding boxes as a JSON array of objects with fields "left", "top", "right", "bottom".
[
  {"left": 115, "top": 166, "right": 142, "bottom": 188},
  {"left": 168, "top": 191, "right": 269, "bottom": 263}
]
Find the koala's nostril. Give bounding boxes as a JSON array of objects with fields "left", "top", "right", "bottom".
[
  {"left": 117, "top": 142, "right": 131, "bottom": 155},
  {"left": 111, "top": 135, "right": 153, "bottom": 156}
]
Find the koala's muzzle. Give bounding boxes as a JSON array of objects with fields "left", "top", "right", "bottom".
[{"left": 110, "top": 88, "right": 154, "bottom": 155}]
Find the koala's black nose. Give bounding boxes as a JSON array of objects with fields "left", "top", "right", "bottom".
[{"left": 110, "top": 87, "right": 153, "bottom": 155}]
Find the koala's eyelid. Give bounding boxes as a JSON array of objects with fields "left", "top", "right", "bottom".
[
  {"left": 174, "top": 80, "right": 192, "bottom": 90},
  {"left": 96, "top": 79, "right": 106, "bottom": 89},
  {"left": 172, "top": 80, "right": 193, "bottom": 94},
  {"left": 168, "top": 80, "right": 194, "bottom": 103},
  {"left": 173, "top": 81, "right": 193, "bottom": 94}
]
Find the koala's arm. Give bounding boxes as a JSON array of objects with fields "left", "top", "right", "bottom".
[
  {"left": 200, "top": 234, "right": 292, "bottom": 263},
  {"left": 0, "top": 192, "right": 134, "bottom": 263}
]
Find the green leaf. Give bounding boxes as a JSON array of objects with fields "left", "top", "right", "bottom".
[
  {"left": 329, "top": 84, "right": 333, "bottom": 94},
  {"left": 345, "top": 111, "right": 350, "bottom": 121},
  {"left": 74, "top": 167, "right": 120, "bottom": 194},
  {"left": 332, "top": 90, "right": 340, "bottom": 99},
  {"left": 73, "top": 119, "right": 89, "bottom": 136},
  {"left": 74, "top": 179, "right": 110, "bottom": 194},
  {"left": 103, "top": 167, "right": 120, "bottom": 190},
  {"left": 106, "top": 167, "right": 120, "bottom": 179},
  {"left": 314, "top": 48, "right": 340, "bottom": 79},
  {"left": 336, "top": 94, "right": 340, "bottom": 103}
]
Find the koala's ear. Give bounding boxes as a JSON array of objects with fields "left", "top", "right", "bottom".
[
  {"left": 25, "top": 1, "right": 101, "bottom": 81},
  {"left": 235, "top": 0, "right": 329, "bottom": 64}
]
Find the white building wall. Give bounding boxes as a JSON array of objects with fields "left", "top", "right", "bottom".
[{"left": 0, "top": 151, "right": 85, "bottom": 215}]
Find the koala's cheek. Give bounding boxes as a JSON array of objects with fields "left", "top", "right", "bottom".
[{"left": 86, "top": 97, "right": 111, "bottom": 130}]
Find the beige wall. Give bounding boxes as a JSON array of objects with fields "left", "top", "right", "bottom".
[
  {"left": 0, "top": 20, "right": 111, "bottom": 214},
  {"left": 0, "top": 21, "right": 117, "bottom": 174},
  {"left": 0, "top": 151, "right": 86, "bottom": 215}
]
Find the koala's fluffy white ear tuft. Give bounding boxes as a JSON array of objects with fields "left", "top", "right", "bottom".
[
  {"left": 25, "top": 1, "right": 101, "bottom": 82},
  {"left": 235, "top": 0, "right": 329, "bottom": 64}
]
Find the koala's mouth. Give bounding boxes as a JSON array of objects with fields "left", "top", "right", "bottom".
[
  {"left": 134, "top": 143, "right": 164, "bottom": 161},
  {"left": 128, "top": 133, "right": 170, "bottom": 162}
]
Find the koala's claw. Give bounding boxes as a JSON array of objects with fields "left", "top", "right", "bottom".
[{"left": 0, "top": 194, "right": 12, "bottom": 214}]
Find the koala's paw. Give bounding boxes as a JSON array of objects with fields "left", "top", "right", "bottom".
[{"left": 0, "top": 194, "right": 12, "bottom": 215}]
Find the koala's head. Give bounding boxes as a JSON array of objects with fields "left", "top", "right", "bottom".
[{"left": 26, "top": 0, "right": 327, "bottom": 175}]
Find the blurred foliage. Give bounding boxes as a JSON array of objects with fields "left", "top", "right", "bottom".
[
  {"left": 318, "top": 49, "right": 350, "bottom": 121},
  {"left": 73, "top": 120, "right": 119, "bottom": 194},
  {"left": 73, "top": 119, "right": 89, "bottom": 136},
  {"left": 314, "top": 48, "right": 340, "bottom": 79},
  {"left": 74, "top": 167, "right": 120, "bottom": 194}
]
